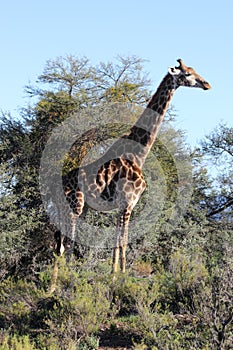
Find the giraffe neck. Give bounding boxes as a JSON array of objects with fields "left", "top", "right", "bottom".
[{"left": 124, "top": 73, "right": 176, "bottom": 167}]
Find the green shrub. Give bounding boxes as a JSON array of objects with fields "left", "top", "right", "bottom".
[
  {"left": 36, "top": 257, "right": 110, "bottom": 348},
  {"left": 0, "top": 333, "right": 37, "bottom": 350}
]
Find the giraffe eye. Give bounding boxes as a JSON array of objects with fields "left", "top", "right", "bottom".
[{"left": 185, "top": 72, "right": 191, "bottom": 77}]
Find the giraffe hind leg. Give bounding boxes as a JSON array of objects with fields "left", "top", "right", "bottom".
[
  {"left": 54, "top": 230, "right": 65, "bottom": 256},
  {"left": 48, "top": 231, "right": 64, "bottom": 294},
  {"left": 66, "top": 190, "right": 85, "bottom": 256}
]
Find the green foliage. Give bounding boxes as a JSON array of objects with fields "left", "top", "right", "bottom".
[
  {"left": 0, "top": 261, "right": 108, "bottom": 349},
  {"left": 0, "top": 333, "right": 37, "bottom": 350},
  {"left": 0, "top": 255, "right": 232, "bottom": 349},
  {"left": 44, "top": 257, "right": 110, "bottom": 339}
]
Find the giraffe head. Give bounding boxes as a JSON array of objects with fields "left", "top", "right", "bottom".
[{"left": 168, "top": 59, "right": 211, "bottom": 90}]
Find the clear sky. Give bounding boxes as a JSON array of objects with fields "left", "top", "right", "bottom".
[{"left": 1, "top": 0, "right": 232, "bottom": 146}]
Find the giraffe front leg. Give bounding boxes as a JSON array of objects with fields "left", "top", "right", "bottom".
[
  {"left": 120, "top": 221, "right": 130, "bottom": 273},
  {"left": 112, "top": 246, "right": 120, "bottom": 273},
  {"left": 120, "top": 208, "right": 131, "bottom": 273},
  {"left": 112, "top": 212, "right": 123, "bottom": 274},
  {"left": 121, "top": 244, "right": 127, "bottom": 273},
  {"left": 113, "top": 207, "right": 131, "bottom": 274}
]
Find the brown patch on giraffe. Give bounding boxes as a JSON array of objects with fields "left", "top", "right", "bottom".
[
  {"left": 119, "top": 165, "right": 127, "bottom": 178},
  {"left": 96, "top": 172, "right": 105, "bottom": 187},
  {"left": 135, "top": 178, "right": 142, "bottom": 188},
  {"left": 127, "top": 167, "right": 133, "bottom": 179},
  {"left": 76, "top": 191, "right": 84, "bottom": 201},
  {"left": 124, "top": 184, "right": 133, "bottom": 193}
]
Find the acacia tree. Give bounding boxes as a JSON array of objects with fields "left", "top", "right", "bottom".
[
  {"left": 190, "top": 124, "right": 233, "bottom": 349},
  {"left": 200, "top": 123, "right": 233, "bottom": 220},
  {"left": 94, "top": 55, "right": 150, "bottom": 103}
]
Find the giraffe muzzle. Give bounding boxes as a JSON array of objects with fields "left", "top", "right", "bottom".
[{"left": 200, "top": 80, "right": 211, "bottom": 90}]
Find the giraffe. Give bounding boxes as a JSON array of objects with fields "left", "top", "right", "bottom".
[{"left": 55, "top": 59, "right": 211, "bottom": 274}]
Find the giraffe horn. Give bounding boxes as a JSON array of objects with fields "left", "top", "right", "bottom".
[{"left": 176, "top": 59, "right": 187, "bottom": 71}]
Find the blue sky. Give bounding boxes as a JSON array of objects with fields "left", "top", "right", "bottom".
[{"left": 1, "top": 0, "right": 232, "bottom": 146}]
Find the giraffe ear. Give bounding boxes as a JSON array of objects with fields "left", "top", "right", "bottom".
[{"left": 168, "top": 67, "right": 181, "bottom": 76}]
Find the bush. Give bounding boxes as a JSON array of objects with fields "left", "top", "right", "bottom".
[{"left": 0, "top": 251, "right": 232, "bottom": 349}]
